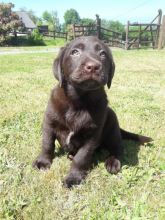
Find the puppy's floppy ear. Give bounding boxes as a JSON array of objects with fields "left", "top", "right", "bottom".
[
  {"left": 53, "top": 46, "right": 67, "bottom": 87},
  {"left": 107, "top": 52, "right": 115, "bottom": 89}
]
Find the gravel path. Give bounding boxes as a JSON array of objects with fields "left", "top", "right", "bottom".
[{"left": 0, "top": 47, "right": 60, "bottom": 55}]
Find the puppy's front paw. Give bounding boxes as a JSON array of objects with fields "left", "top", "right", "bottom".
[
  {"left": 33, "top": 154, "right": 52, "bottom": 170},
  {"left": 63, "top": 170, "right": 85, "bottom": 188},
  {"left": 105, "top": 156, "right": 121, "bottom": 174}
]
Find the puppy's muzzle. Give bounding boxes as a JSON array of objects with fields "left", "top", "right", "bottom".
[{"left": 83, "top": 61, "right": 102, "bottom": 75}]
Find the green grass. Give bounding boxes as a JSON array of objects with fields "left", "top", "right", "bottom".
[
  {"left": 0, "top": 45, "right": 57, "bottom": 51},
  {"left": 0, "top": 42, "right": 65, "bottom": 52},
  {"left": 0, "top": 49, "right": 165, "bottom": 220},
  {"left": 43, "top": 37, "right": 66, "bottom": 46},
  {"left": 0, "top": 36, "right": 65, "bottom": 49}
]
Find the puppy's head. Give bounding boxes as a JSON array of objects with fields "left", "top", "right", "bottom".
[{"left": 53, "top": 36, "right": 115, "bottom": 90}]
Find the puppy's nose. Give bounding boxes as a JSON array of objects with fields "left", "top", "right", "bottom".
[{"left": 84, "top": 61, "right": 101, "bottom": 73}]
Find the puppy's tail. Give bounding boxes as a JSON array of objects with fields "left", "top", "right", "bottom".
[{"left": 120, "top": 128, "right": 153, "bottom": 145}]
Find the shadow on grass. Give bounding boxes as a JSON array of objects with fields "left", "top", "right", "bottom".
[
  {"left": 122, "top": 140, "right": 140, "bottom": 166},
  {"left": 54, "top": 140, "right": 141, "bottom": 168},
  {"left": 92, "top": 140, "right": 141, "bottom": 168}
]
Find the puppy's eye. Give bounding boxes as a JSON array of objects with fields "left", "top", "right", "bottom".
[
  {"left": 71, "top": 49, "right": 80, "bottom": 56},
  {"left": 100, "top": 50, "right": 106, "bottom": 58}
]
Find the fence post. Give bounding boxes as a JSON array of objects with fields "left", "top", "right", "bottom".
[
  {"left": 138, "top": 24, "right": 141, "bottom": 48},
  {"left": 65, "top": 32, "right": 68, "bottom": 41},
  {"left": 73, "top": 24, "right": 76, "bottom": 39},
  {"left": 125, "top": 21, "right": 129, "bottom": 49},
  {"left": 158, "top": 15, "right": 165, "bottom": 49},
  {"left": 155, "top": 9, "right": 162, "bottom": 48},
  {"left": 96, "top": 14, "right": 101, "bottom": 39},
  {"left": 150, "top": 24, "right": 154, "bottom": 48}
]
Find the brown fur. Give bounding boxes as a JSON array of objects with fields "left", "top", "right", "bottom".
[{"left": 33, "top": 36, "right": 152, "bottom": 188}]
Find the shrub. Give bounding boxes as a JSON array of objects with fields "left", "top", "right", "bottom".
[{"left": 27, "top": 29, "right": 45, "bottom": 45}]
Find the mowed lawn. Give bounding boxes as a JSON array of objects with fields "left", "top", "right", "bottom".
[{"left": 0, "top": 48, "right": 165, "bottom": 220}]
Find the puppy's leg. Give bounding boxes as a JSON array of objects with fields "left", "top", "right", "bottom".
[
  {"left": 103, "top": 108, "right": 123, "bottom": 174},
  {"left": 63, "top": 139, "right": 97, "bottom": 188},
  {"left": 33, "top": 117, "right": 56, "bottom": 170}
]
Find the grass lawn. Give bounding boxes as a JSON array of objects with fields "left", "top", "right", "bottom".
[
  {"left": 0, "top": 38, "right": 65, "bottom": 51},
  {"left": 0, "top": 46, "right": 56, "bottom": 52},
  {"left": 0, "top": 48, "right": 165, "bottom": 219}
]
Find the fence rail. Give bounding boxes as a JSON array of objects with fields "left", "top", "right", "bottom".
[{"left": 43, "top": 31, "right": 67, "bottom": 40}]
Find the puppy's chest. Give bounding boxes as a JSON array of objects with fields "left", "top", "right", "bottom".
[
  {"left": 65, "top": 107, "right": 96, "bottom": 132},
  {"left": 61, "top": 107, "right": 97, "bottom": 150},
  {"left": 54, "top": 102, "right": 98, "bottom": 148}
]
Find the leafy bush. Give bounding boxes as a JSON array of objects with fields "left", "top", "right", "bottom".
[{"left": 27, "top": 29, "right": 45, "bottom": 45}]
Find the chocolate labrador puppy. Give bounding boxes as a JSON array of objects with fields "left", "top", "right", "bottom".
[{"left": 33, "top": 36, "right": 152, "bottom": 188}]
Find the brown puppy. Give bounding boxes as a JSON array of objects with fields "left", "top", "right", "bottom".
[{"left": 33, "top": 36, "right": 152, "bottom": 188}]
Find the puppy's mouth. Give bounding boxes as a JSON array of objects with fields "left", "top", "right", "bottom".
[
  {"left": 70, "top": 77, "right": 103, "bottom": 91},
  {"left": 77, "top": 79, "right": 102, "bottom": 90},
  {"left": 70, "top": 72, "right": 106, "bottom": 90}
]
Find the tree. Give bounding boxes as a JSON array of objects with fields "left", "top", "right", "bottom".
[
  {"left": 102, "top": 19, "right": 124, "bottom": 33},
  {"left": 64, "top": 9, "right": 80, "bottom": 26},
  {"left": 0, "top": 3, "right": 24, "bottom": 45},
  {"left": 80, "top": 18, "right": 94, "bottom": 25},
  {"left": 42, "top": 10, "right": 59, "bottom": 31}
]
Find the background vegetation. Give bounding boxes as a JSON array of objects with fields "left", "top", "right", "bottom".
[
  {"left": 0, "top": 3, "right": 125, "bottom": 46},
  {"left": 0, "top": 48, "right": 164, "bottom": 219}
]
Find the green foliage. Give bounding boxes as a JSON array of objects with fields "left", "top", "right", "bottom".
[
  {"left": 42, "top": 10, "right": 59, "bottom": 31},
  {"left": 101, "top": 19, "right": 125, "bottom": 41},
  {"left": 36, "top": 19, "right": 43, "bottom": 26},
  {"left": 27, "top": 29, "right": 45, "bottom": 45},
  {"left": 60, "top": 23, "right": 67, "bottom": 32},
  {"left": 128, "top": 25, "right": 154, "bottom": 46},
  {"left": 102, "top": 19, "right": 124, "bottom": 33},
  {"left": 80, "top": 18, "right": 95, "bottom": 25},
  {"left": 64, "top": 8, "right": 80, "bottom": 25},
  {"left": 43, "top": 11, "right": 52, "bottom": 23},
  {"left": 1, "top": 34, "right": 65, "bottom": 47},
  {"left": 0, "top": 3, "right": 24, "bottom": 45}
]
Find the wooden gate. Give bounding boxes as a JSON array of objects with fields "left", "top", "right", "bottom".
[{"left": 125, "top": 10, "right": 162, "bottom": 49}]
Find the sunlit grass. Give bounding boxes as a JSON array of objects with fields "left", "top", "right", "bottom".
[{"left": 0, "top": 49, "right": 165, "bottom": 219}]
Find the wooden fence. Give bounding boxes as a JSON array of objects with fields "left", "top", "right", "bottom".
[
  {"left": 100, "top": 27, "right": 124, "bottom": 48},
  {"left": 72, "top": 24, "right": 97, "bottom": 38},
  {"left": 72, "top": 15, "right": 124, "bottom": 48},
  {"left": 37, "top": 25, "right": 68, "bottom": 40},
  {"left": 42, "top": 31, "right": 68, "bottom": 40},
  {"left": 14, "top": 10, "right": 164, "bottom": 49},
  {"left": 71, "top": 10, "right": 165, "bottom": 49}
]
